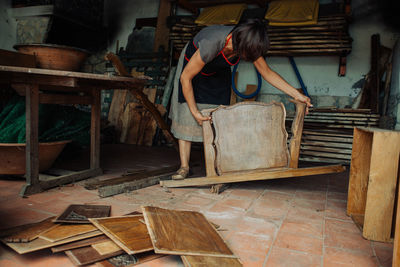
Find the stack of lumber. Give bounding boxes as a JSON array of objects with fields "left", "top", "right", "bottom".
[
  {"left": 1, "top": 205, "right": 241, "bottom": 266},
  {"left": 169, "top": 15, "right": 352, "bottom": 57},
  {"left": 286, "top": 108, "right": 379, "bottom": 164}
]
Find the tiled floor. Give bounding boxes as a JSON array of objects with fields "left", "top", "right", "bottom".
[{"left": 0, "top": 146, "right": 393, "bottom": 267}]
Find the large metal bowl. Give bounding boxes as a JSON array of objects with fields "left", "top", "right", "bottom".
[
  {"left": 0, "top": 140, "right": 71, "bottom": 175},
  {"left": 14, "top": 44, "right": 89, "bottom": 71}
]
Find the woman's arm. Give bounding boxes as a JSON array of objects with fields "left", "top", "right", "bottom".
[
  {"left": 180, "top": 49, "right": 211, "bottom": 125},
  {"left": 253, "top": 57, "right": 312, "bottom": 112}
]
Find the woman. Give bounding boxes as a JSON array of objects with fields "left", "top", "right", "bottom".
[{"left": 169, "top": 18, "right": 312, "bottom": 180}]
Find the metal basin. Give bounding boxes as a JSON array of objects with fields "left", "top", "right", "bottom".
[
  {"left": 0, "top": 140, "right": 71, "bottom": 175},
  {"left": 14, "top": 44, "right": 89, "bottom": 71}
]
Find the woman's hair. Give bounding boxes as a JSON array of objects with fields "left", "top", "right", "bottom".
[{"left": 231, "top": 18, "right": 269, "bottom": 62}]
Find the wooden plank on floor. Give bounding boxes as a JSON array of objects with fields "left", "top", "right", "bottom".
[
  {"left": 2, "top": 230, "right": 102, "bottom": 254},
  {"left": 39, "top": 224, "right": 98, "bottom": 242},
  {"left": 182, "top": 255, "right": 243, "bottom": 267},
  {"left": 160, "top": 165, "right": 345, "bottom": 188},
  {"left": 142, "top": 206, "right": 236, "bottom": 257},
  {"left": 4, "top": 217, "right": 56, "bottom": 243},
  {"left": 96, "top": 252, "right": 165, "bottom": 267},
  {"left": 54, "top": 204, "right": 111, "bottom": 224},
  {"left": 65, "top": 245, "right": 124, "bottom": 266},
  {"left": 51, "top": 235, "right": 109, "bottom": 253},
  {"left": 92, "top": 240, "right": 122, "bottom": 255},
  {"left": 89, "top": 215, "right": 153, "bottom": 255}
]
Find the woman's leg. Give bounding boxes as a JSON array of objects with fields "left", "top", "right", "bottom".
[
  {"left": 172, "top": 139, "right": 191, "bottom": 180},
  {"left": 179, "top": 139, "right": 191, "bottom": 168}
]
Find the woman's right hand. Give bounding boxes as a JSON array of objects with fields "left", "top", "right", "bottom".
[{"left": 193, "top": 111, "right": 211, "bottom": 126}]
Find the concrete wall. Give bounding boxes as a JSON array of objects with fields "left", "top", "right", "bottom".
[{"left": 0, "top": 0, "right": 17, "bottom": 50}]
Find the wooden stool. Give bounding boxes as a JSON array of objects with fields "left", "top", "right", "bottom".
[{"left": 347, "top": 127, "right": 400, "bottom": 242}]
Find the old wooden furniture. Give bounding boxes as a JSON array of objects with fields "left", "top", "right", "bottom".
[
  {"left": 161, "top": 101, "right": 345, "bottom": 188},
  {"left": 347, "top": 127, "right": 400, "bottom": 242},
  {"left": 0, "top": 65, "right": 146, "bottom": 196}
]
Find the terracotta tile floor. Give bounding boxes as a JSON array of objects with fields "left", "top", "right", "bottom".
[{"left": 0, "top": 145, "right": 393, "bottom": 267}]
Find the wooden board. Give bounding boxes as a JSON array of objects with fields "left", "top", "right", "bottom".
[
  {"left": 142, "top": 206, "right": 235, "bottom": 257},
  {"left": 211, "top": 102, "right": 289, "bottom": 174},
  {"left": 161, "top": 165, "right": 346, "bottom": 188},
  {"left": 2, "top": 230, "right": 102, "bottom": 254},
  {"left": 362, "top": 131, "right": 400, "bottom": 242},
  {"left": 393, "top": 177, "right": 400, "bottom": 267},
  {"left": 92, "top": 240, "right": 122, "bottom": 255},
  {"left": 51, "top": 235, "right": 109, "bottom": 253},
  {"left": 65, "top": 245, "right": 124, "bottom": 266},
  {"left": 4, "top": 216, "right": 56, "bottom": 243},
  {"left": 54, "top": 204, "right": 111, "bottom": 224},
  {"left": 89, "top": 215, "right": 153, "bottom": 255},
  {"left": 347, "top": 128, "right": 373, "bottom": 216},
  {"left": 182, "top": 255, "right": 243, "bottom": 267},
  {"left": 39, "top": 224, "right": 97, "bottom": 242}
]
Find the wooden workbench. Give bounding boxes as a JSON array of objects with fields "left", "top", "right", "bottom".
[{"left": 0, "top": 65, "right": 147, "bottom": 196}]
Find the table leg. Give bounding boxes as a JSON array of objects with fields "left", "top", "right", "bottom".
[
  {"left": 20, "top": 84, "right": 42, "bottom": 196},
  {"left": 90, "top": 89, "right": 101, "bottom": 169}
]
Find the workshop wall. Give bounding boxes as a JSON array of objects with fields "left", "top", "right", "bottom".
[{"left": 0, "top": 0, "right": 17, "bottom": 51}]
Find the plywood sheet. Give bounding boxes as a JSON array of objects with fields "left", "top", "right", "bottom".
[
  {"left": 39, "top": 224, "right": 97, "bottom": 242},
  {"left": 182, "top": 255, "right": 243, "bottom": 267},
  {"left": 51, "top": 235, "right": 109, "bottom": 253},
  {"left": 65, "top": 245, "right": 123, "bottom": 266},
  {"left": 4, "top": 216, "right": 56, "bottom": 243},
  {"left": 54, "top": 204, "right": 111, "bottom": 224},
  {"left": 2, "top": 230, "right": 102, "bottom": 254},
  {"left": 142, "top": 206, "right": 235, "bottom": 257},
  {"left": 211, "top": 102, "right": 289, "bottom": 174},
  {"left": 92, "top": 240, "right": 121, "bottom": 255},
  {"left": 89, "top": 215, "right": 153, "bottom": 255}
]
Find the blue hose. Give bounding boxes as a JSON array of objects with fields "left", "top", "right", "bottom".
[{"left": 231, "top": 62, "right": 262, "bottom": 99}]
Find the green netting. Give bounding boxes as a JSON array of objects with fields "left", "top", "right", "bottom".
[{"left": 0, "top": 96, "right": 90, "bottom": 146}]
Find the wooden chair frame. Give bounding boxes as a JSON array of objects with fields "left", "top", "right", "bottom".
[{"left": 161, "top": 100, "right": 345, "bottom": 188}]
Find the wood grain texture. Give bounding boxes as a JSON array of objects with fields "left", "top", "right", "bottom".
[
  {"left": 51, "top": 235, "right": 109, "bottom": 253},
  {"left": 161, "top": 165, "right": 346, "bottom": 187},
  {"left": 89, "top": 215, "right": 153, "bottom": 255},
  {"left": 2, "top": 230, "right": 102, "bottom": 254},
  {"left": 65, "top": 245, "right": 123, "bottom": 266},
  {"left": 39, "top": 224, "right": 97, "bottom": 242},
  {"left": 4, "top": 216, "right": 56, "bottom": 243},
  {"left": 92, "top": 240, "right": 122, "bottom": 255},
  {"left": 142, "top": 206, "right": 235, "bottom": 257},
  {"left": 95, "top": 251, "right": 165, "bottom": 267},
  {"left": 288, "top": 100, "right": 306, "bottom": 168},
  {"left": 362, "top": 130, "right": 400, "bottom": 242},
  {"left": 54, "top": 204, "right": 111, "bottom": 224},
  {"left": 211, "top": 102, "right": 289, "bottom": 174},
  {"left": 347, "top": 128, "right": 373, "bottom": 216},
  {"left": 182, "top": 255, "right": 243, "bottom": 267},
  {"left": 201, "top": 108, "right": 217, "bottom": 177},
  {"left": 393, "top": 177, "right": 400, "bottom": 267}
]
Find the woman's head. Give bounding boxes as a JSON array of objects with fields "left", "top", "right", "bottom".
[{"left": 231, "top": 18, "right": 269, "bottom": 62}]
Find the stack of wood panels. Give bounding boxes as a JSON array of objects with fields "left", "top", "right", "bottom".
[
  {"left": 169, "top": 15, "right": 352, "bottom": 57},
  {"left": 1, "top": 204, "right": 241, "bottom": 266},
  {"left": 286, "top": 109, "right": 379, "bottom": 164}
]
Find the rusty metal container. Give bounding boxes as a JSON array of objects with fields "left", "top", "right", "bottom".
[
  {"left": 14, "top": 44, "right": 89, "bottom": 71},
  {"left": 0, "top": 140, "right": 71, "bottom": 175}
]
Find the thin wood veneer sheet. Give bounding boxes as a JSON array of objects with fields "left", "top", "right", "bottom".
[
  {"left": 92, "top": 240, "right": 121, "bottom": 255},
  {"left": 182, "top": 255, "right": 243, "bottom": 267},
  {"left": 4, "top": 216, "right": 57, "bottom": 243},
  {"left": 96, "top": 252, "right": 165, "bottom": 267},
  {"left": 65, "top": 245, "right": 123, "bottom": 266},
  {"left": 39, "top": 223, "right": 97, "bottom": 242},
  {"left": 142, "top": 206, "right": 235, "bottom": 257},
  {"left": 54, "top": 204, "right": 111, "bottom": 223},
  {"left": 2, "top": 230, "right": 102, "bottom": 254},
  {"left": 89, "top": 215, "right": 153, "bottom": 254},
  {"left": 51, "top": 235, "right": 109, "bottom": 253}
]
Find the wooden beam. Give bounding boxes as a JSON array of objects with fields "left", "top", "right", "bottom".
[
  {"left": 153, "top": 0, "right": 171, "bottom": 52},
  {"left": 39, "top": 94, "right": 93, "bottom": 105},
  {"left": 160, "top": 165, "right": 346, "bottom": 188}
]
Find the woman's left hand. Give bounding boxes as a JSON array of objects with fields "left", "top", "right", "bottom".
[{"left": 296, "top": 94, "right": 313, "bottom": 115}]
